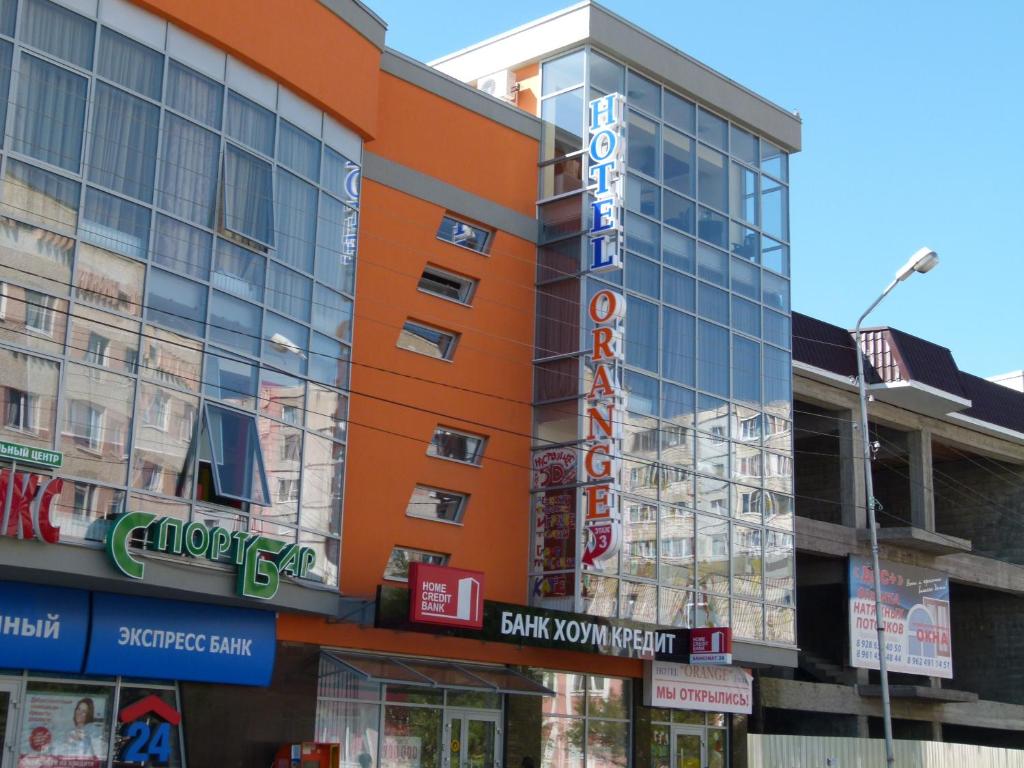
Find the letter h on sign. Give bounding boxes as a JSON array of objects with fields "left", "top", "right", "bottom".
[{"left": 587, "top": 93, "right": 624, "bottom": 273}]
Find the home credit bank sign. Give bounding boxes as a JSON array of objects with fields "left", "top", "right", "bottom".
[
  {"left": 409, "top": 563, "right": 484, "bottom": 629},
  {"left": 582, "top": 92, "right": 626, "bottom": 567}
]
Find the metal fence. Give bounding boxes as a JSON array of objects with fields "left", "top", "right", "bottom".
[{"left": 748, "top": 734, "right": 1024, "bottom": 768}]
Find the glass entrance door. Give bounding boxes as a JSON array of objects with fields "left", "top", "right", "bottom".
[
  {"left": 0, "top": 680, "right": 22, "bottom": 768},
  {"left": 670, "top": 725, "right": 705, "bottom": 768},
  {"left": 444, "top": 710, "right": 500, "bottom": 768}
]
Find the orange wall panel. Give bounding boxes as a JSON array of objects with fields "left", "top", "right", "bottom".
[
  {"left": 133, "top": 0, "right": 380, "bottom": 138},
  {"left": 369, "top": 74, "right": 538, "bottom": 217},
  {"left": 514, "top": 62, "right": 540, "bottom": 118},
  {"left": 342, "top": 180, "right": 536, "bottom": 605}
]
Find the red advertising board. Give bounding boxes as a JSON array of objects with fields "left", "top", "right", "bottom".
[
  {"left": 408, "top": 564, "right": 484, "bottom": 629},
  {"left": 690, "top": 627, "right": 732, "bottom": 665}
]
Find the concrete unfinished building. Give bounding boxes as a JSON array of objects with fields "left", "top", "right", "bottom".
[{"left": 754, "top": 312, "right": 1024, "bottom": 747}]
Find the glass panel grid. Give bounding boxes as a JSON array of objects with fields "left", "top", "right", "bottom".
[
  {"left": 0, "top": 1, "right": 358, "bottom": 586},
  {"left": 532, "top": 46, "right": 793, "bottom": 642}
]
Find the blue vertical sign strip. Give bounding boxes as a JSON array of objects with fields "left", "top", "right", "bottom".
[
  {"left": 587, "top": 93, "right": 624, "bottom": 272},
  {"left": 86, "top": 593, "right": 277, "bottom": 686},
  {"left": 0, "top": 581, "right": 89, "bottom": 673}
]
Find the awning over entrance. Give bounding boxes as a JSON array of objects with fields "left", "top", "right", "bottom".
[{"left": 321, "top": 650, "right": 554, "bottom": 696}]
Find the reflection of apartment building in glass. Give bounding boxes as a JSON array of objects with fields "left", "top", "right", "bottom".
[{"left": 749, "top": 313, "right": 1024, "bottom": 754}]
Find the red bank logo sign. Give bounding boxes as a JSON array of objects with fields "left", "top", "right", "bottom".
[
  {"left": 409, "top": 564, "right": 484, "bottom": 629},
  {"left": 690, "top": 627, "right": 733, "bottom": 665}
]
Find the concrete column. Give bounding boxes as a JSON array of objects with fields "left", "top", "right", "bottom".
[
  {"left": 908, "top": 429, "right": 935, "bottom": 531},
  {"left": 854, "top": 668, "right": 871, "bottom": 737},
  {"left": 838, "top": 408, "right": 867, "bottom": 529}
]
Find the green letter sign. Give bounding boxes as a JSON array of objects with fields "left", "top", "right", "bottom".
[{"left": 105, "top": 512, "right": 318, "bottom": 600}]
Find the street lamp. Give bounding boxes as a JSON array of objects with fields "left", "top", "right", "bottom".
[{"left": 854, "top": 246, "right": 938, "bottom": 767}]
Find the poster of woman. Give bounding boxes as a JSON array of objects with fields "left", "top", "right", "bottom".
[{"left": 17, "top": 691, "right": 109, "bottom": 768}]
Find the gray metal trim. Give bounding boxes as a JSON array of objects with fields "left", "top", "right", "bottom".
[
  {"left": 318, "top": 0, "right": 387, "bottom": 50},
  {"left": 733, "top": 640, "right": 799, "bottom": 669},
  {"left": 586, "top": 4, "right": 801, "bottom": 152},
  {"left": 363, "top": 151, "right": 540, "bottom": 243},
  {"left": 380, "top": 49, "right": 542, "bottom": 140},
  {"left": 0, "top": 540, "right": 357, "bottom": 616}
]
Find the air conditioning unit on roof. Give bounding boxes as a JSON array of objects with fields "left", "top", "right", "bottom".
[{"left": 476, "top": 69, "right": 517, "bottom": 102}]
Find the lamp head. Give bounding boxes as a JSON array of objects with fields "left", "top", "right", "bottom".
[{"left": 894, "top": 247, "right": 939, "bottom": 282}]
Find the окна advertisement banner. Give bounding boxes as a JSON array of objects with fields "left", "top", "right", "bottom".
[
  {"left": 848, "top": 555, "right": 952, "bottom": 678},
  {"left": 18, "top": 691, "right": 109, "bottom": 768}
]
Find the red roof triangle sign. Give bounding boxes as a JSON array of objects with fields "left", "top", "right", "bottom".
[{"left": 119, "top": 694, "right": 181, "bottom": 726}]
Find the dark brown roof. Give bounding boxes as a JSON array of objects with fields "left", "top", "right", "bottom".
[
  {"left": 958, "top": 373, "right": 1024, "bottom": 433},
  {"left": 792, "top": 312, "right": 856, "bottom": 378},
  {"left": 792, "top": 312, "right": 1024, "bottom": 436}
]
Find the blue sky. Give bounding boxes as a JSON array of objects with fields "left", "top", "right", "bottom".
[{"left": 367, "top": 0, "right": 1024, "bottom": 378}]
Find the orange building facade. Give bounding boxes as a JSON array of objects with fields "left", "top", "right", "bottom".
[{"left": 0, "top": 0, "right": 800, "bottom": 766}]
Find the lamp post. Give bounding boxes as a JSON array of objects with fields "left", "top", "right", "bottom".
[{"left": 854, "top": 246, "right": 939, "bottom": 767}]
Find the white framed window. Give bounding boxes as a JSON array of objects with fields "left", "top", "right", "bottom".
[
  {"left": 282, "top": 404, "right": 301, "bottom": 425},
  {"left": 140, "top": 461, "right": 162, "bottom": 492},
  {"left": 178, "top": 404, "right": 196, "bottom": 442},
  {"left": 85, "top": 332, "right": 110, "bottom": 366},
  {"left": 382, "top": 546, "right": 448, "bottom": 582},
  {"left": 277, "top": 477, "right": 300, "bottom": 502},
  {"left": 405, "top": 485, "right": 468, "bottom": 523},
  {"left": 740, "top": 415, "right": 761, "bottom": 441},
  {"left": 280, "top": 432, "right": 302, "bottom": 461},
  {"left": 72, "top": 483, "right": 96, "bottom": 517},
  {"left": 0, "top": 281, "right": 7, "bottom": 319},
  {"left": 417, "top": 265, "right": 477, "bottom": 305},
  {"left": 397, "top": 320, "right": 459, "bottom": 360},
  {"left": 427, "top": 426, "right": 485, "bottom": 465},
  {"left": 5, "top": 388, "right": 39, "bottom": 433},
  {"left": 70, "top": 400, "right": 105, "bottom": 451},
  {"left": 24, "top": 289, "right": 56, "bottom": 336},
  {"left": 142, "top": 390, "right": 170, "bottom": 431},
  {"left": 436, "top": 215, "right": 491, "bottom": 254}
]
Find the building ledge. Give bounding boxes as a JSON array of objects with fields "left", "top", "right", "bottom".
[
  {"left": 867, "top": 380, "right": 972, "bottom": 418},
  {"left": 857, "top": 684, "right": 978, "bottom": 703},
  {"left": 857, "top": 526, "right": 972, "bottom": 555}
]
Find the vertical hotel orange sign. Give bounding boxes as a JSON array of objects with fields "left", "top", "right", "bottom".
[{"left": 582, "top": 93, "right": 626, "bottom": 566}]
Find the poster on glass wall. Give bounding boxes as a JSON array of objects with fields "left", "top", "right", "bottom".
[
  {"left": 532, "top": 449, "right": 577, "bottom": 607},
  {"left": 18, "top": 691, "right": 109, "bottom": 767},
  {"left": 848, "top": 555, "right": 952, "bottom": 678}
]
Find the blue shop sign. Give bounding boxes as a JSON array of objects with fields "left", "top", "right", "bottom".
[
  {"left": 86, "top": 593, "right": 276, "bottom": 686},
  {"left": 0, "top": 581, "right": 89, "bottom": 673}
]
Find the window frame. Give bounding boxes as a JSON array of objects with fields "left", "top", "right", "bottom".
[
  {"left": 397, "top": 319, "right": 460, "bottom": 361},
  {"left": 405, "top": 484, "right": 469, "bottom": 525},
  {"left": 426, "top": 426, "right": 486, "bottom": 467},
  {"left": 382, "top": 545, "right": 450, "bottom": 582},
  {"left": 200, "top": 401, "right": 271, "bottom": 507},
  {"left": 24, "top": 290, "right": 56, "bottom": 336},
  {"left": 5, "top": 388, "right": 39, "bottom": 433},
  {"left": 417, "top": 264, "right": 477, "bottom": 306},
  {"left": 435, "top": 214, "right": 492, "bottom": 254}
]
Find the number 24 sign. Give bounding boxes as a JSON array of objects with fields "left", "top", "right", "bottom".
[{"left": 118, "top": 695, "right": 181, "bottom": 765}]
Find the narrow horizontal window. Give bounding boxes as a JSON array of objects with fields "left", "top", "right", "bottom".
[
  {"left": 436, "top": 215, "right": 491, "bottom": 253},
  {"left": 418, "top": 265, "right": 476, "bottom": 304},
  {"left": 383, "top": 546, "right": 449, "bottom": 582},
  {"left": 398, "top": 320, "right": 458, "bottom": 360},
  {"left": 427, "top": 427, "right": 485, "bottom": 466},
  {"left": 406, "top": 485, "right": 468, "bottom": 523}
]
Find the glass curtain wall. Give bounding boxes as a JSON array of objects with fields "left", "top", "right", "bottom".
[
  {"left": 532, "top": 47, "right": 794, "bottom": 644},
  {"left": 0, "top": 0, "right": 359, "bottom": 587}
]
